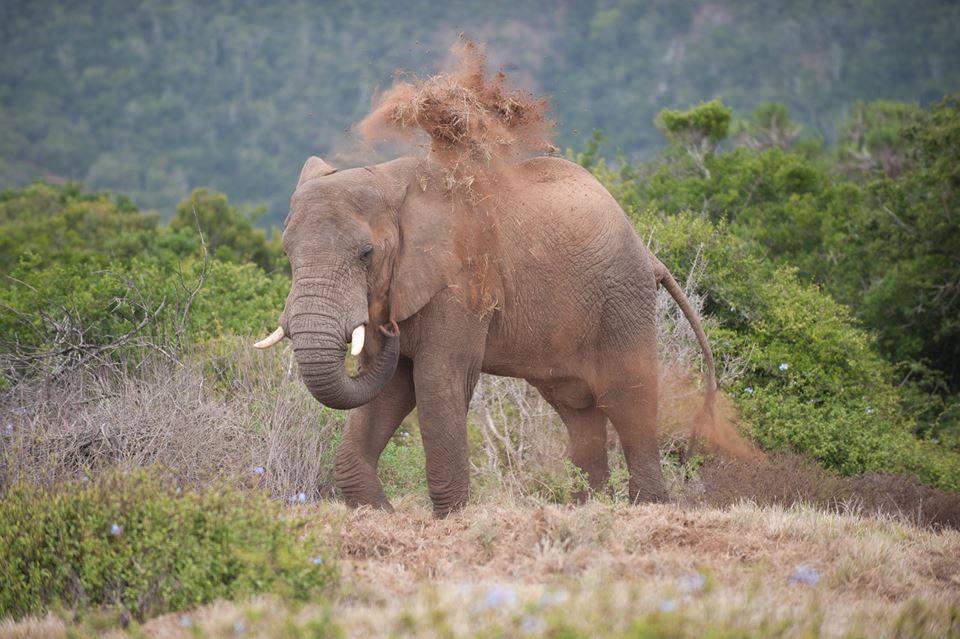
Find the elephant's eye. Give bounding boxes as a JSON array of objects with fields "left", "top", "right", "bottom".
[{"left": 359, "top": 244, "right": 374, "bottom": 261}]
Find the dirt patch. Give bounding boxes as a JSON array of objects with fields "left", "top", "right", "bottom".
[
  {"left": 356, "top": 37, "right": 556, "bottom": 190},
  {"left": 697, "top": 452, "right": 960, "bottom": 530}
]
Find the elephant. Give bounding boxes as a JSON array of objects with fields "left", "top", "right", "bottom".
[{"left": 254, "top": 154, "right": 718, "bottom": 516}]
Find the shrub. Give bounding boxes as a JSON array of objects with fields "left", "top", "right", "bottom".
[
  {"left": 632, "top": 208, "right": 960, "bottom": 490},
  {"left": 0, "top": 255, "right": 288, "bottom": 385},
  {"left": 0, "top": 470, "right": 336, "bottom": 621},
  {"left": 1, "top": 338, "right": 342, "bottom": 501}
]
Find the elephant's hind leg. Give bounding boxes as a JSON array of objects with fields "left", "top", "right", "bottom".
[
  {"left": 599, "top": 358, "right": 667, "bottom": 504},
  {"left": 335, "top": 356, "right": 416, "bottom": 511},
  {"left": 534, "top": 383, "right": 610, "bottom": 501}
]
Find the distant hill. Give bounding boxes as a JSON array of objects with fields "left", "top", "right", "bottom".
[{"left": 2, "top": 0, "right": 958, "bottom": 225}]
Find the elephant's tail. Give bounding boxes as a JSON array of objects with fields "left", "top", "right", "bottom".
[
  {"left": 653, "top": 258, "right": 761, "bottom": 461},
  {"left": 654, "top": 257, "right": 717, "bottom": 399}
]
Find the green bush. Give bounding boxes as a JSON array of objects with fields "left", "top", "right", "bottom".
[
  {"left": 0, "top": 182, "right": 159, "bottom": 274},
  {"left": 0, "top": 256, "right": 287, "bottom": 382},
  {"left": 633, "top": 208, "right": 960, "bottom": 491},
  {"left": 0, "top": 470, "right": 336, "bottom": 621}
]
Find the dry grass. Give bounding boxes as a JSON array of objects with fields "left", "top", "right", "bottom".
[
  {"left": 7, "top": 497, "right": 956, "bottom": 638},
  {"left": 0, "top": 338, "right": 341, "bottom": 501}
]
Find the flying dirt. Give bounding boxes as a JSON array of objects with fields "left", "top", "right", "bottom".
[{"left": 357, "top": 38, "right": 557, "bottom": 189}]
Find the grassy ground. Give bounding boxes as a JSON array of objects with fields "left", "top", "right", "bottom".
[{"left": 4, "top": 495, "right": 958, "bottom": 638}]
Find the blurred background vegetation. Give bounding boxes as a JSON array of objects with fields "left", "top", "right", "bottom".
[{"left": 2, "top": 0, "right": 959, "bottom": 222}]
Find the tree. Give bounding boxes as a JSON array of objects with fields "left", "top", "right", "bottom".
[
  {"left": 836, "top": 100, "right": 923, "bottom": 178},
  {"left": 655, "top": 100, "right": 732, "bottom": 178},
  {"left": 169, "top": 189, "right": 283, "bottom": 274},
  {"left": 732, "top": 102, "right": 802, "bottom": 151}
]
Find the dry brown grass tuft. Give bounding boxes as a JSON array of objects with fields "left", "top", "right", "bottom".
[{"left": 0, "top": 338, "right": 341, "bottom": 500}]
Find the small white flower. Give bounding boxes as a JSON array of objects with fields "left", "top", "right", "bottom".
[
  {"left": 478, "top": 585, "right": 517, "bottom": 610},
  {"left": 678, "top": 572, "right": 705, "bottom": 593},
  {"left": 865, "top": 407, "right": 874, "bottom": 414},
  {"left": 110, "top": 523, "right": 123, "bottom": 536},
  {"left": 788, "top": 564, "right": 820, "bottom": 586},
  {"left": 537, "top": 589, "right": 569, "bottom": 607},
  {"left": 659, "top": 598, "right": 678, "bottom": 613},
  {"left": 744, "top": 386, "right": 754, "bottom": 395},
  {"left": 3, "top": 423, "right": 13, "bottom": 436},
  {"left": 297, "top": 492, "right": 307, "bottom": 503},
  {"left": 520, "top": 615, "right": 546, "bottom": 635},
  {"left": 310, "top": 555, "right": 324, "bottom": 566},
  {"left": 778, "top": 362, "right": 789, "bottom": 371},
  {"left": 252, "top": 466, "right": 265, "bottom": 475}
]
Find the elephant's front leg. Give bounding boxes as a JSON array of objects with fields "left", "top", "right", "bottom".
[
  {"left": 412, "top": 302, "right": 489, "bottom": 517},
  {"left": 334, "top": 356, "right": 415, "bottom": 511}
]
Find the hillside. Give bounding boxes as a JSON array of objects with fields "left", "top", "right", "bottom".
[{"left": 2, "top": 0, "right": 959, "bottom": 223}]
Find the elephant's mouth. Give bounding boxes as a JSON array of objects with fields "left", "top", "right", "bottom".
[
  {"left": 253, "top": 313, "right": 400, "bottom": 410},
  {"left": 257, "top": 321, "right": 368, "bottom": 355}
]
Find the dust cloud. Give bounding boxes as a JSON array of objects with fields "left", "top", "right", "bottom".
[
  {"left": 657, "top": 366, "right": 763, "bottom": 462},
  {"left": 356, "top": 38, "right": 556, "bottom": 188}
]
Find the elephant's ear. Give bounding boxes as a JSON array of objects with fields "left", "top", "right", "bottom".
[
  {"left": 388, "top": 180, "right": 463, "bottom": 323},
  {"left": 297, "top": 156, "right": 337, "bottom": 186}
]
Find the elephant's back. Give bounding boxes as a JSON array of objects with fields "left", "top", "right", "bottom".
[
  {"left": 481, "top": 156, "right": 654, "bottom": 378},
  {"left": 502, "top": 156, "right": 640, "bottom": 263}
]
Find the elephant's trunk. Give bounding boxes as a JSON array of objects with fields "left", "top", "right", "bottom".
[{"left": 289, "top": 299, "right": 399, "bottom": 410}]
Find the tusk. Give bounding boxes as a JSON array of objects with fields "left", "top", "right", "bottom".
[
  {"left": 253, "top": 326, "right": 284, "bottom": 349},
  {"left": 350, "top": 325, "right": 365, "bottom": 356}
]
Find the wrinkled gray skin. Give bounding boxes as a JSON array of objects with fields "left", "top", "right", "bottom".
[{"left": 271, "top": 155, "right": 716, "bottom": 516}]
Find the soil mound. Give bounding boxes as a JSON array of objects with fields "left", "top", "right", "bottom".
[{"left": 357, "top": 38, "right": 556, "bottom": 187}]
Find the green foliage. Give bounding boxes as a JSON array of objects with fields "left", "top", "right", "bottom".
[
  {"left": 592, "top": 96, "right": 960, "bottom": 456},
  {"left": 0, "top": 182, "right": 159, "bottom": 273},
  {"left": 854, "top": 96, "right": 960, "bottom": 387},
  {"left": 630, "top": 208, "right": 960, "bottom": 490},
  {"left": 0, "top": 254, "right": 287, "bottom": 372},
  {"left": 2, "top": 1, "right": 959, "bottom": 224},
  {"left": 656, "top": 99, "right": 733, "bottom": 152},
  {"left": 531, "top": 460, "right": 592, "bottom": 504},
  {"left": 170, "top": 188, "right": 284, "bottom": 273},
  {"left": 836, "top": 100, "right": 923, "bottom": 176},
  {"left": 731, "top": 102, "right": 803, "bottom": 150},
  {"left": 0, "top": 470, "right": 336, "bottom": 621},
  {"left": 379, "top": 425, "right": 428, "bottom": 499},
  {"left": 0, "top": 182, "right": 289, "bottom": 385}
]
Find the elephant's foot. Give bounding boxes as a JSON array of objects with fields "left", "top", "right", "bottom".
[
  {"left": 334, "top": 454, "right": 393, "bottom": 511},
  {"left": 428, "top": 481, "right": 470, "bottom": 518},
  {"left": 628, "top": 478, "right": 668, "bottom": 505},
  {"left": 340, "top": 489, "right": 394, "bottom": 512}
]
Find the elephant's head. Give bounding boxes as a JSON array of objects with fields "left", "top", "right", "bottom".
[{"left": 254, "top": 155, "right": 470, "bottom": 409}]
